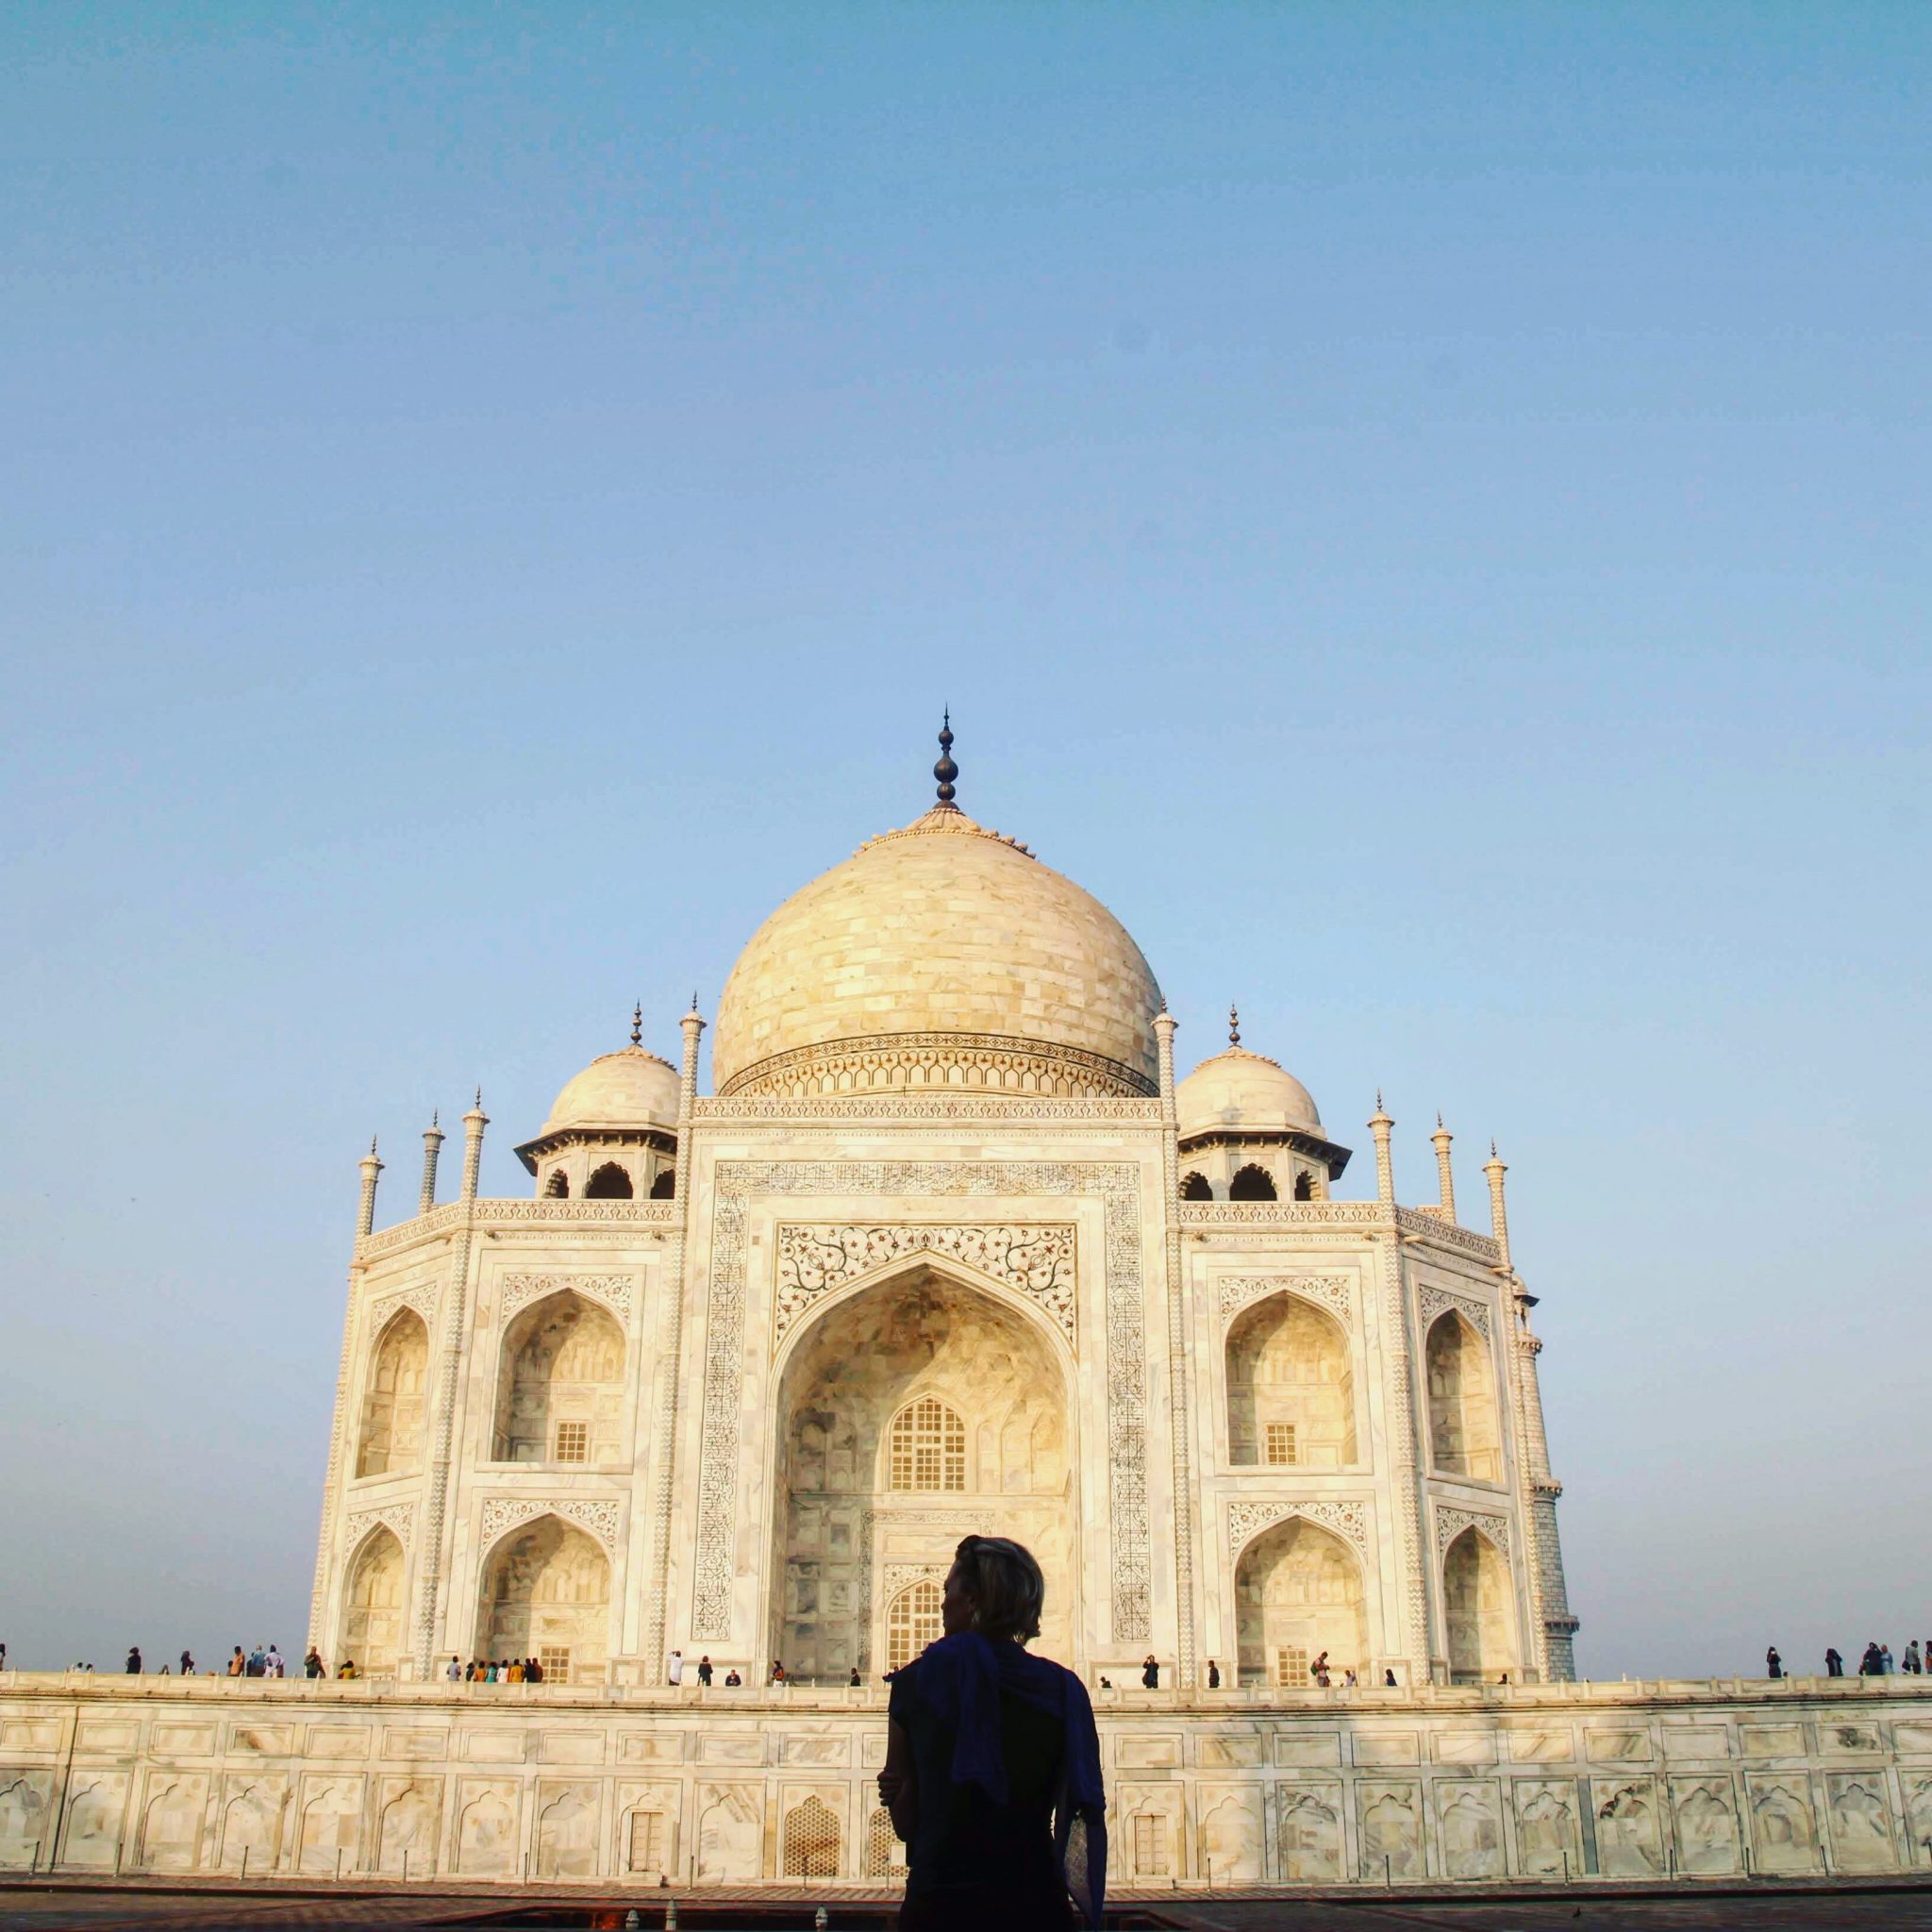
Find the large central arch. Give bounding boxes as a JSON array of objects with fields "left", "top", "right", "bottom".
[{"left": 770, "top": 1261, "right": 1077, "bottom": 1682}]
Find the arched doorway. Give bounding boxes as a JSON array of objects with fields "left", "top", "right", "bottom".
[
  {"left": 1224, "top": 1291, "right": 1355, "bottom": 1468},
  {"left": 1234, "top": 1515, "right": 1366, "bottom": 1689},
  {"left": 475, "top": 1514, "right": 611, "bottom": 1684},
  {"left": 1443, "top": 1527, "right": 1517, "bottom": 1682},
  {"left": 1425, "top": 1313, "right": 1502, "bottom": 1481},
  {"left": 341, "top": 1526, "right": 406, "bottom": 1674},
  {"left": 771, "top": 1263, "right": 1074, "bottom": 1682}
]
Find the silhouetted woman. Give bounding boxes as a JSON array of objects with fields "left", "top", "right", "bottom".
[{"left": 879, "top": 1536, "right": 1106, "bottom": 1930}]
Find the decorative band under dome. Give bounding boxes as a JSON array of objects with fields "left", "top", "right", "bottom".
[{"left": 716, "top": 1029, "right": 1159, "bottom": 1102}]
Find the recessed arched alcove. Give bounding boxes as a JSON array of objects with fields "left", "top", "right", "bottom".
[
  {"left": 357, "top": 1309, "right": 428, "bottom": 1477},
  {"left": 1443, "top": 1526, "right": 1517, "bottom": 1683},
  {"left": 1224, "top": 1292, "right": 1356, "bottom": 1469},
  {"left": 475, "top": 1513, "right": 610, "bottom": 1684},
  {"left": 1233, "top": 1515, "right": 1366, "bottom": 1689},
  {"left": 341, "top": 1525, "right": 406, "bottom": 1675},
  {"left": 1425, "top": 1311, "right": 1502, "bottom": 1481},
  {"left": 493, "top": 1292, "right": 625, "bottom": 1464},
  {"left": 770, "top": 1263, "right": 1074, "bottom": 1681}
]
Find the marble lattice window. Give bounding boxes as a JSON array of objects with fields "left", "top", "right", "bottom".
[
  {"left": 889, "top": 1396, "right": 966, "bottom": 1491},
  {"left": 783, "top": 1797, "right": 840, "bottom": 1878},
  {"left": 1275, "top": 1644, "right": 1309, "bottom": 1688},
  {"left": 1264, "top": 1421, "right": 1298, "bottom": 1466},
  {"left": 886, "top": 1578, "right": 943, "bottom": 1672},
  {"left": 539, "top": 1644, "right": 573, "bottom": 1682},
  {"left": 553, "top": 1419, "right": 589, "bottom": 1463}
]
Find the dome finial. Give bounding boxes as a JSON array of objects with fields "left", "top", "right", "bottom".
[
  {"left": 933, "top": 708, "right": 958, "bottom": 808},
  {"left": 1228, "top": 1004, "right": 1241, "bottom": 1048},
  {"left": 630, "top": 1002, "right": 643, "bottom": 1048}
]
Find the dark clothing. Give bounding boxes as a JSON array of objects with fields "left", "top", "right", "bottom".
[
  {"left": 1206, "top": 1662, "right": 1220, "bottom": 1690},
  {"left": 890, "top": 1634, "right": 1103, "bottom": 1930},
  {"left": 1825, "top": 1650, "right": 1844, "bottom": 1676},
  {"left": 696, "top": 1662, "right": 713, "bottom": 1686},
  {"left": 1141, "top": 1661, "right": 1158, "bottom": 1689},
  {"left": 1766, "top": 1651, "right": 1782, "bottom": 1679}
]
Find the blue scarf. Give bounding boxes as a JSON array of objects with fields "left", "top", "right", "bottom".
[{"left": 908, "top": 1629, "right": 1105, "bottom": 1810}]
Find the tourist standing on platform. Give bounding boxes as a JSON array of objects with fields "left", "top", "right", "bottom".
[
  {"left": 666, "top": 1648, "right": 684, "bottom": 1686},
  {"left": 303, "top": 1648, "right": 324, "bottom": 1678},
  {"left": 1206, "top": 1659, "right": 1220, "bottom": 1689},
  {"left": 1766, "top": 1646, "right": 1783, "bottom": 1678},
  {"left": 125, "top": 1646, "right": 142, "bottom": 1674},
  {"left": 696, "top": 1656, "right": 713, "bottom": 1687},
  {"left": 1825, "top": 1647, "right": 1844, "bottom": 1676},
  {"left": 878, "top": 1535, "right": 1106, "bottom": 1931},
  {"left": 1141, "top": 1655, "right": 1158, "bottom": 1689},
  {"left": 1903, "top": 1641, "right": 1923, "bottom": 1674}
]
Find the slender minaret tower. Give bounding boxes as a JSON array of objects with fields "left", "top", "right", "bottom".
[
  {"left": 418, "top": 1111, "right": 444, "bottom": 1217},
  {"left": 1368, "top": 1093, "right": 1395, "bottom": 1205},
  {"left": 1154, "top": 1007, "right": 1196, "bottom": 1687},
  {"left": 1431, "top": 1114, "right": 1457, "bottom": 1221},
  {"left": 356, "top": 1137, "right": 384, "bottom": 1239},
  {"left": 1482, "top": 1141, "right": 1511, "bottom": 1273}
]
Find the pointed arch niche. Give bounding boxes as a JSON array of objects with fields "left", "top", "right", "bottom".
[
  {"left": 341, "top": 1526, "right": 407, "bottom": 1675},
  {"left": 493, "top": 1291, "right": 625, "bottom": 1465},
  {"left": 475, "top": 1513, "right": 611, "bottom": 1684},
  {"left": 1234, "top": 1515, "right": 1366, "bottom": 1689},
  {"left": 1225, "top": 1291, "right": 1356, "bottom": 1469},
  {"left": 1425, "top": 1311, "right": 1502, "bottom": 1481},
  {"left": 1443, "top": 1526, "right": 1518, "bottom": 1683},
  {"left": 771, "top": 1261, "right": 1074, "bottom": 1682},
  {"left": 357, "top": 1309, "right": 428, "bottom": 1477}
]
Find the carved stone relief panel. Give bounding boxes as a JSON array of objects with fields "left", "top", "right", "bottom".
[
  {"left": 1357, "top": 1780, "right": 1423, "bottom": 1880},
  {"left": 1669, "top": 1776, "right": 1742, "bottom": 1874},
  {"left": 1276, "top": 1779, "right": 1344, "bottom": 1880},
  {"left": 774, "top": 1224, "right": 1076, "bottom": 1349},
  {"left": 1512, "top": 1778, "right": 1581, "bottom": 1876},
  {"left": 1195, "top": 1786, "right": 1264, "bottom": 1884},
  {"left": 693, "top": 1161, "right": 1148, "bottom": 1644},
  {"left": 1825, "top": 1773, "right": 1898, "bottom": 1872},
  {"left": 369, "top": 1282, "right": 440, "bottom": 1334},
  {"left": 1746, "top": 1773, "right": 1820, "bottom": 1874},
  {"left": 1592, "top": 1776, "right": 1663, "bottom": 1876},
  {"left": 1434, "top": 1779, "right": 1504, "bottom": 1879}
]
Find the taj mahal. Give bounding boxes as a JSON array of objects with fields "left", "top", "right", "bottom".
[
  {"left": 311, "top": 723, "right": 1577, "bottom": 1700},
  {"left": 6, "top": 730, "right": 1926, "bottom": 1893}
]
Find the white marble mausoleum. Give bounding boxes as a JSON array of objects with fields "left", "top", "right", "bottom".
[{"left": 309, "top": 726, "right": 1579, "bottom": 1696}]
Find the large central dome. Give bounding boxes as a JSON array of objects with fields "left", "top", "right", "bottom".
[{"left": 712, "top": 798, "right": 1163, "bottom": 1100}]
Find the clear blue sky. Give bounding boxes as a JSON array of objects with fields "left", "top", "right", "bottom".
[{"left": 2, "top": 4, "right": 1925, "bottom": 1678}]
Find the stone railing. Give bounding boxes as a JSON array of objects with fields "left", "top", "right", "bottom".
[{"left": 356, "top": 1198, "right": 677, "bottom": 1261}]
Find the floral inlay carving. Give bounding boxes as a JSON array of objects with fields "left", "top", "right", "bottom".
[
  {"left": 478, "top": 1495, "right": 621, "bottom": 1552},
  {"left": 774, "top": 1224, "right": 1076, "bottom": 1348},
  {"left": 1436, "top": 1505, "right": 1511, "bottom": 1557},
  {"left": 1217, "top": 1273, "right": 1354, "bottom": 1326},
  {"left": 369, "top": 1281, "right": 439, "bottom": 1334},
  {"left": 1226, "top": 1499, "right": 1369, "bottom": 1557},
  {"left": 500, "top": 1272, "right": 637, "bottom": 1325},
  {"left": 1418, "top": 1284, "right": 1491, "bottom": 1340},
  {"left": 345, "top": 1503, "right": 415, "bottom": 1550}
]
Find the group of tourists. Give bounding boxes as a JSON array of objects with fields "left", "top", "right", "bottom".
[
  {"left": 1766, "top": 1641, "right": 1924, "bottom": 1678},
  {"left": 444, "top": 1655, "right": 552, "bottom": 1683}
]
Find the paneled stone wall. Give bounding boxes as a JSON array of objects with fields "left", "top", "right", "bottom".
[{"left": 3, "top": 1676, "right": 1927, "bottom": 1886}]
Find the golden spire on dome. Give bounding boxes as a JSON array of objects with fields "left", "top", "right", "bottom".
[
  {"left": 630, "top": 1002, "right": 643, "bottom": 1048},
  {"left": 1228, "top": 1005, "right": 1241, "bottom": 1048}
]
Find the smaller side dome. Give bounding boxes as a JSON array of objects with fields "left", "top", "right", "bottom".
[
  {"left": 1177, "top": 1045, "right": 1322, "bottom": 1140},
  {"left": 541, "top": 1046, "right": 680, "bottom": 1134}
]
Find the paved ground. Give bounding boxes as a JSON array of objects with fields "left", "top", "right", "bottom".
[{"left": 3, "top": 1884, "right": 1931, "bottom": 1932}]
